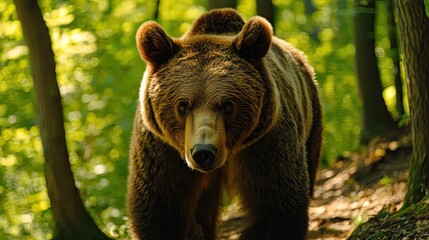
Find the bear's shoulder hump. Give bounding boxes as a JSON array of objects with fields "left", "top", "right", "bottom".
[{"left": 187, "top": 8, "right": 245, "bottom": 36}]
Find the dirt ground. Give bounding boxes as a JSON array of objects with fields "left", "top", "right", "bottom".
[{"left": 219, "top": 131, "right": 423, "bottom": 239}]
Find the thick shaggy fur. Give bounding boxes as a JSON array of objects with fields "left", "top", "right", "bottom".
[{"left": 128, "top": 8, "right": 322, "bottom": 240}]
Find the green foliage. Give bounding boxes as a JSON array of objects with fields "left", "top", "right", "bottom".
[
  {"left": 379, "top": 175, "right": 394, "bottom": 185},
  {"left": 0, "top": 0, "right": 407, "bottom": 239},
  {"left": 273, "top": 0, "right": 362, "bottom": 164},
  {"left": 1, "top": 0, "right": 141, "bottom": 238},
  {"left": 426, "top": 0, "right": 429, "bottom": 17}
]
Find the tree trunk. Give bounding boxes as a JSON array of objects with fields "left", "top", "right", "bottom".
[
  {"left": 353, "top": 0, "right": 397, "bottom": 142},
  {"left": 154, "top": 0, "right": 161, "bottom": 20},
  {"left": 208, "top": 0, "right": 237, "bottom": 10},
  {"left": 256, "top": 0, "right": 275, "bottom": 32},
  {"left": 13, "top": 0, "right": 111, "bottom": 239},
  {"left": 386, "top": 0, "right": 405, "bottom": 116},
  {"left": 395, "top": 0, "right": 429, "bottom": 209}
]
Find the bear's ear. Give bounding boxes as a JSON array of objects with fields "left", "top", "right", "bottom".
[
  {"left": 136, "top": 21, "right": 179, "bottom": 67},
  {"left": 233, "top": 16, "right": 273, "bottom": 59}
]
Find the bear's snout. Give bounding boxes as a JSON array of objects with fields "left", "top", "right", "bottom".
[
  {"left": 191, "top": 144, "right": 217, "bottom": 170},
  {"left": 184, "top": 109, "right": 228, "bottom": 172}
]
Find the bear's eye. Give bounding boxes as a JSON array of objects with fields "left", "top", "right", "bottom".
[
  {"left": 177, "top": 101, "right": 188, "bottom": 116},
  {"left": 221, "top": 101, "right": 234, "bottom": 115}
]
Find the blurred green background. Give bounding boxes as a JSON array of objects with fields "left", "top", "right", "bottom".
[{"left": 1, "top": 0, "right": 423, "bottom": 239}]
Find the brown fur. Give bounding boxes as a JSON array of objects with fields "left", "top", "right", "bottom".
[{"left": 128, "top": 8, "right": 322, "bottom": 240}]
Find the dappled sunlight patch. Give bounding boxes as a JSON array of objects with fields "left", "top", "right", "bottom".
[
  {"left": 306, "top": 136, "right": 410, "bottom": 239},
  {"left": 383, "top": 85, "right": 397, "bottom": 117},
  {"left": 2, "top": 45, "right": 28, "bottom": 60},
  {"left": 27, "top": 191, "right": 50, "bottom": 213},
  {"left": 319, "top": 28, "right": 334, "bottom": 43},
  {"left": 94, "top": 164, "right": 107, "bottom": 175},
  {"left": 105, "top": 217, "right": 130, "bottom": 239},
  {"left": 0, "top": 16, "right": 22, "bottom": 39},
  {"left": 53, "top": 28, "right": 97, "bottom": 65},
  {"left": 0, "top": 155, "right": 18, "bottom": 167},
  {"left": 43, "top": 5, "right": 74, "bottom": 28}
]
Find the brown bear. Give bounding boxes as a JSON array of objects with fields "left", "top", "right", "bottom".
[{"left": 128, "top": 8, "right": 322, "bottom": 240}]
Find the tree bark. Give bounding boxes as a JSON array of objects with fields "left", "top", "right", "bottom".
[
  {"left": 256, "top": 0, "right": 275, "bottom": 32},
  {"left": 386, "top": 0, "right": 405, "bottom": 116},
  {"left": 353, "top": 0, "right": 397, "bottom": 142},
  {"left": 208, "top": 0, "right": 237, "bottom": 10},
  {"left": 13, "top": 0, "right": 111, "bottom": 239},
  {"left": 395, "top": 0, "right": 429, "bottom": 209}
]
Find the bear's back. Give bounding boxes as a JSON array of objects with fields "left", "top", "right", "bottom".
[{"left": 185, "top": 9, "right": 245, "bottom": 37}]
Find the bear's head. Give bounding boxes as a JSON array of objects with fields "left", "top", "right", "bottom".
[{"left": 136, "top": 9, "right": 279, "bottom": 172}]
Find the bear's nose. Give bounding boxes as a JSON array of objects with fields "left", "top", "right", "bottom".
[{"left": 191, "top": 144, "right": 217, "bottom": 169}]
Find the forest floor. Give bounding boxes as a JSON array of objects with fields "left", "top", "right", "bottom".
[{"left": 219, "top": 130, "right": 429, "bottom": 239}]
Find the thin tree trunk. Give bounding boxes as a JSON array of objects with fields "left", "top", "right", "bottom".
[
  {"left": 13, "top": 0, "right": 111, "bottom": 239},
  {"left": 208, "top": 0, "right": 237, "bottom": 10},
  {"left": 256, "top": 0, "right": 275, "bottom": 32},
  {"left": 154, "top": 0, "right": 161, "bottom": 20},
  {"left": 386, "top": 0, "right": 405, "bottom": 116},
  {"left": 353, "top": 0, "right": 397, "bottom": 142},
  {"left": 395, "top": 0, "right": 429, "bottom": 209}
]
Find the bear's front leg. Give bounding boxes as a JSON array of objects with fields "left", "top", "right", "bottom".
[
  {"left": 128, "top": 129, "right": 206, "bottom": 240},
  {"left": 232, "top": 137, "right": 310, "bottom": 240}
]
